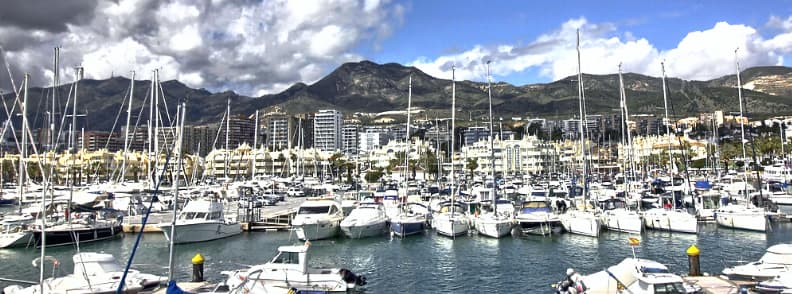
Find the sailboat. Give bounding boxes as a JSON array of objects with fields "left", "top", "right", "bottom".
[
  {"left": 641, "top": 62, "right": 698, "bottom": 234},
  {"left": 599, "top": 64, "right": 642, "bottom": 234},
  {"left": 473, "top": 61, "right": 514, "bottom": 238},
  {"left": 558, "top": 29, "right": 602, "bottom": 238},
  {"left": 390, "top": 75, "right": 428, "bottom": 237},
  {"left": 715, "top": 48, "right": 768, "bottom": 232},
  {"left": 430, "top": 67, "right": 471, "bottom": 238}
]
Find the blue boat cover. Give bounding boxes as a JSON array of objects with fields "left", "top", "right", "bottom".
[
  {"left": 694, "top": 180, "right": 712, "bottom": 189},
  {"left": 166, "top": 280, "right": 192, "bottom": 294}
]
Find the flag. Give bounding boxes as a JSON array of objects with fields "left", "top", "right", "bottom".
[{"left": 628, "top": 237, "right": 640, "bottom": 246}]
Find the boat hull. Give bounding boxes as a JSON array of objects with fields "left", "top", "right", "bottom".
[
  {"left": 340, "top": 220, "right": 387, "bottom": 239},
  {"left": 559, "top": 211, "right": 601, "bottom": 237},
  {"left": 160, "top": 222, "right": 242, "bottom": 244},
  {"left": 0, "top": 231, "right": 32, "bottom": 248},
  {"left": 32, "top": 224, "right": 123, "bottom": 247},
  {"left": 295, "top": 221, "right": 340, "bottom": 241},
  {"left": 390, "top": 220, "right": 425, "bottom": 237},
  {"left": 433, "top": 215, "right": 470, "bottom": 237},
  {"left": 600, "top": 210, "right": 643, "bottom": 234},
  {"left": 643, "top": 209, "right": 698, "bottom": 234},
  {"left": 474, "top": 217, "right": 514, "bottom": 238},
  {"left": 715, "top": 209, "right": 768, "bottom": 232}
]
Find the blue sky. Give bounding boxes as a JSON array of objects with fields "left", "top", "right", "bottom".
[
  {"left": 1, "top": 0, "right": 791, "bottom": 95},
  {"left": 363, "top": 1, "right": 792, "bottom": 85}
]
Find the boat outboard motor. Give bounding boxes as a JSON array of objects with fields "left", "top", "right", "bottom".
[{"left": 339, "top": 268, "right": 367, "bottom": 286}]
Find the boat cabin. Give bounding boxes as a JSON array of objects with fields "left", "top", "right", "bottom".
[
  {"left": 268, "top": 245, "right": 310, "bottom": 274},
  {"left": 179, "top": 200, "right": 225, "bottom": 221}
]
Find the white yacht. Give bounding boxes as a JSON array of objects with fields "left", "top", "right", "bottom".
[
  {"left": 217, "top": 243, "right": 366, "bottom": 293},
  {"left": 560, "top": 258, "right": 699, "bottom": 294},
  {"left": 3, "top": 252, "right": 164, "bottom": 294},
  {"left": 292, "top": 197, "right": 344, "bottom": 240},
  {"left": 473, "top": 200, "right": 515, "bottom": 238},
  {"left": 723, "top": 243, "right": 792, "bottom": 281},
  {"left": 432, "top": 201, "right": 470, "bottom": 237},
  {"left": 340, "top": 202, "right": 388, "bottom": 239},
  {"left": 559, "top": 198, "right": 601, "bottom": 237},
  {"left": 598, "top": 198, "right": 643, "bottom": 234},
  {"left": 515, "top": 200, "right": 562, "bottom": 236},
  {"left": 715, "top": 204, "right": 767, "bottom": 232},
  {"left": 159, "top": 198, "right": 242, "bottom": 244}
]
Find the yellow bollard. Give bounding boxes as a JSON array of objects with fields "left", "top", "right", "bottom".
[
  {"left": 686, "top": 244, "right": 701, "bottom": 276},
  {"left": 192, "top": 253, "right": 205, "bottom": 282}
]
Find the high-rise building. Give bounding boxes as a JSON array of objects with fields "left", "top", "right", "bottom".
[
  {"left": 462, "top": 126, "right": 489, "bottom": 145},
  {"left": 313, "top": 110, "right": 343, "bottom": 152},
  {"left": 342, "top": 119, "right": 361, "bottom": 156},
  {"left": 295, "top": 113, "right": 314, "bottom": 149},
  {"left": 217, "top": 115, "right": 256, "bottom": 150},
  {"left": 263, "top": 110, "right": 291, "bottom": 151}
]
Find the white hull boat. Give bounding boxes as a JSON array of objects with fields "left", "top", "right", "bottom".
[
  {"left": 600, "top": 209, "right": 643, "bottom": 234},
  {"left": 340, "top": 202, "right": 388, "bottom": 239},
  {"left": 159, "top": 198, "right": 242, "bottom": 244},
  {"left": 474, "top": 213, "right": 514, "bottom": 238},
  {"left": 642, "top": 208, "right": 698, "bottom": 234},
  {"left": 218, "top": 244, "right": 366, "bottom": 293},
  {"left": 292, "top": 197, "right": 344, "bottom": 241},
  {"left": 715, "top": 204, "right": 767, "bottom": 232},
  {"left": 723, "top": 244, "right": 792, "bottom": 281},
  {"left": 559, "top": 210, "right": 601, "bottom": 237}
]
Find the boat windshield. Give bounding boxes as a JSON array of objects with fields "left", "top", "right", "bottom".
[
  {"left": 77, "top": 261, "right": 123, "bottom": 276},
  {"left": 761, "top": 252, "right": 792, "bottom": 264},
  {"left": 701, "top": 197, "right": 719, "bottom": 209},
  {"left": 522, "top": 202, "right": 548, "bottom": 209},
  {"left": 272, "top": 252, "right": 299, "bottom": 265},
  {"left": 652, "top": 282, "right": 686, "bottom": 293},
  {"left": 299, "top": 206, "right": 331, "bottom": 214}
]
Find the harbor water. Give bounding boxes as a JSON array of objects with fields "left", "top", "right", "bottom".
[{"left": 1, "top": 217, "right": 790, "bottom": 293}]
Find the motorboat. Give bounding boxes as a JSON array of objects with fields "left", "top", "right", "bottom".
[
  {"left": 473, "top": 200, "right": 515, "bottom": 238},
  {"left": 292, "top": 197, "right": 344, "bottom": 240},
  {"left": 599, "top": 198, "right": 642, "bottom": 234},
  {"left": 0, "top": 214, "right": 34, "bottom": 248},
  {"left": 715, "top": 204, "right": 768, "bottom": 232},
  {"left": 340, "top": 202, "right": 388, "bottom": 239},
  {"left": 432, "top": 201, "right": 470, "bottom": 237},
  {"left": 756, "top": 271, "right": 792, "bottom": 293},
  {"left": 515, "top": 200, "right": 562, "bottom": 236},
  {"left": 217, "top": 243, "right": 366, "bottom": 293},
  {"left": 390, "top": 202, "right": 429, "bottom": 238},
  {"left": 558, "top": 258, "right": 700, "bottom": 294},
  {"left": 723, "top": 243, "right": 792, "bottom": 281},
  {"left": 642, "top": 208, "right": 698, "bottom": 234},
  {"left": 3, "top": 252, "right": 164, "bottom": 294},
  {"left": 159, "top": 198, "right": 242, "bottom": 244}
]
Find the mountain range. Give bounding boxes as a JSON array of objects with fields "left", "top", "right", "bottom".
[{"left": 2, "top": 61, "right": 791, "bottom": 131}]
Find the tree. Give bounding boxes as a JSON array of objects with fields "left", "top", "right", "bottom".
[
  {"left": 365, "top": 168, "right": 384, "bottom": 183},
  {"left": 466, "top": 158, "right": 478, "bottom": 178}
]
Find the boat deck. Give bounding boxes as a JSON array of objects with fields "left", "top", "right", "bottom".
[{"left": 683, "top": 276, "right": 756, "bottom": 294}]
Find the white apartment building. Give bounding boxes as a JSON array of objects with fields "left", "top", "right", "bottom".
[{"left": 313, "top": 109, "right": 343, "bottom": 153}]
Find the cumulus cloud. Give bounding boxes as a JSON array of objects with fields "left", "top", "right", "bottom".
[
  {"left": 0, "top": 0, "right": 404, "bottom": 96},
  {"left": 410, "top": 16, "right": 792, "bottom": 83}
]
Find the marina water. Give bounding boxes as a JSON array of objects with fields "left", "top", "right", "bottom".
[{"left": 1, "top": 212, "right": 790, "bottom": 292}]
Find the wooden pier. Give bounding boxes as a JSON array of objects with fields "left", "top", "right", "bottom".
[{"left": 241, "top": 207, "right": 297, "bottom": 231}]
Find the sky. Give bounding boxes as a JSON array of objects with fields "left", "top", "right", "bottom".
[{"left": 0, "top": 0, "right": 791, "bottom": 97}]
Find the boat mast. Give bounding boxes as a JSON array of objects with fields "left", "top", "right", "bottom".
[
  {"left": 51, "top": 47, "right": 58, "bottom": 154},
  {"left": 122, "top": 71, "right": 135, "bottom": 182},
  {"left": 167, "top": 101, "right": 186, "bottom": 281},
  {"left": 68, "top": 67, "right": 82, "bottom": 221},
  {"left": 148, "top": 71, "right": 155, "bottom": 189},
  {"left": 660, "top": 62, "right": 675, "bottom": 176},
  {"left": 252, "top": 110, "right": 258, "bottom": 178},
  {"left": 405, "top": 76, "right": 412, "bottom": 183},
  {"left": 154, "top": 70, "right": 160, "bottom": 186},
  {"left": 575, "top": 29, "right": 588, "bottom": 209},
  {"left": 450, "top": 66, "right": 456, "bottom": 216},
  {"left": 618, "top": 63, "right": 635, "bottom": 209},
  {"left": 485, "top": 61, "right": 497, "bottom": 211},
  {"left": 225, "top": 98, "right": 230, "bottom": 179},
  {"left": 734, "top": 48, "right": 750, "bottom": 202}
]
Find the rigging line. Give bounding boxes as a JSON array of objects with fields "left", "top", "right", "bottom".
[
  {"left": 52, "top": 82, "right": 76, "bottom": 152},
  {"left": 103, "top": 82, "right": 132, "bottom": 150},
  {"left": 116, "top": 122, "right": 177, "bottom": 294},
  {"left": 0, "top": 46, "right": 19, "bottom": 95},
  {"left": 30, "top": 87, "right": 49, "bottom": 134},
  {"left": 156, "top": 79, "right": 174, "bottom": 127},
  {"left": 211, "top": 111, "right": 228, "bottom": 150},
  {"left": 0, "top": 85, "right": 22, "bottom": 154}
]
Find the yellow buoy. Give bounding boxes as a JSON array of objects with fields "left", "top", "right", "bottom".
[
  {"left": 192, "top": 253, "right": 205, "bottom": 265},
  {"left": 686, "top": 244, "right": 700, "bottom": 256}
]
